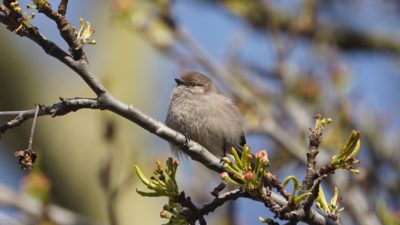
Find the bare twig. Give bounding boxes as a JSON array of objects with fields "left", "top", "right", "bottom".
[
  {"left": 57, "top": 0, "right": 69, "bottom": 16},
  {"left": 196, "top": 189, "right": 246, "bottom": 220},
  {"left": 27, "top": 105, "right": 39, "bottom": 150}
]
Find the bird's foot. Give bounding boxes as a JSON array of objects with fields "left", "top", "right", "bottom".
[{"left": 184, "top": 133, "right": 191, "bottom": 146}]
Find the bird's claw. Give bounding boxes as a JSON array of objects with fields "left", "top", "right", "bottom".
[{"left": 184, "top": 133, "right": 191, "bottom": 146}]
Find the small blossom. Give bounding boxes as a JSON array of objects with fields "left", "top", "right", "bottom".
[
  {"left": 77, "top": 18, "right": 96, "bottom": 45},
  {"left": 256, "top": 150, "right": 269, "bottom": 163}
]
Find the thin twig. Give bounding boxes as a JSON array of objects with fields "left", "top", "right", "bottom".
[
  {"left": 197, "top": 188, "right": 247, "bottom": 218},
  {"left": 27, "top": 105, "right": 39, "bottom": 150}
]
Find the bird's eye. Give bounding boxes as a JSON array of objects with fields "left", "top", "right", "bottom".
[{"left": 189, "top": 82, "right": 196, "bottom": 87}]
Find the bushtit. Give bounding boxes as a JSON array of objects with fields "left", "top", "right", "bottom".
[{"left": 166, "top": 72, "right": 246, "bottom": 158}]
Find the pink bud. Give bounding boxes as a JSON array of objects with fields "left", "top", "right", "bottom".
[
  {"left": 243, "top": 171, "right": 253, "bottom": 181},
  {"left": 160, "top": 210, "right": 168, "bottom": 218},
  {"left": 220, "top": 172, "right": 229, "bottom": 180}
]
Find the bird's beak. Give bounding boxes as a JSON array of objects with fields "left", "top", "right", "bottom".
[{"left": 174, "top": 78, "right": 184, "bottom": 85}]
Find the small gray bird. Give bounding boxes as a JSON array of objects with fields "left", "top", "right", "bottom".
[{"left": 165, "top": 72, "right": 246, "bottom": 158}]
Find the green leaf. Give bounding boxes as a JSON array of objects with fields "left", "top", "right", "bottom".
[
  {"left": 241, "top": 145, "right": 251, "bottom": 167},
  {"left": 134, "top": 165, "right": 152, "bottom": 188},
  {"left": 231, "top": 147, "right": 243, "bottom": 169},
  {"left": 136, "top": 189, "right": 163, "bottom": 197},
  {"left": 294, "top": 192, "right": 312, "bottom": 205},
  {"left": 330, "top": 186, "right": 339, "bottom": 208},
  {"left": 347, "top": 139, "right": 361, "bottom": 160},
  {"left": 282, "top": 175, "right": 300, "bottom": 191},
  {"left": 316, "top": 185, "right": 329, "bottom": 212}
]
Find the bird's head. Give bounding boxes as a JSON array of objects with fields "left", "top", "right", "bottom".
[{"left": 174, "top": 72, "right": 218, "bottom": 94}]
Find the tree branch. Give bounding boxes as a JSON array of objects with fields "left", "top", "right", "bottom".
[
  {"left": 0, "top": 95, "right": 335, "bottom": 224},
  {"left": 0, "top": 97, "right": 100, "bottom": 136}
]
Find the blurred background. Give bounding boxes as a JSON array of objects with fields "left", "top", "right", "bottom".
[{"left": 0, "top": 0, "right": 399, "bottom": 224}]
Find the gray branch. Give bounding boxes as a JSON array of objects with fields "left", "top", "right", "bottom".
[{"left": 0, "top": 97, "right": 100, "bottom": 135}]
